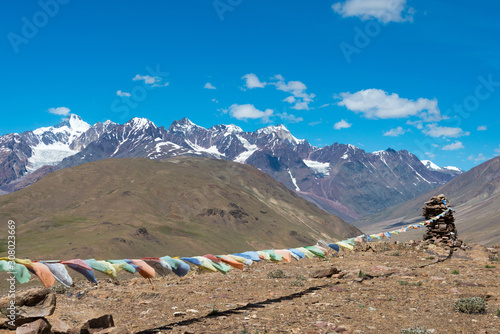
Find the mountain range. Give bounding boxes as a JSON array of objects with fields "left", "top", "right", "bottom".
[
  {"left": 0, "top": 157, "right": 361, "bottom": 259},
  {"left": 0, "top": 114, "right": 462, "bottom": 221}
]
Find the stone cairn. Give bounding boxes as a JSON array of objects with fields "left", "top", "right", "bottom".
[{"left": 422, "top": 194, "right": 462, "bottom": 248}]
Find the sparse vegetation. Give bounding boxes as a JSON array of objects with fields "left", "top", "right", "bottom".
[
  {"left": 398, "top": 280, "right": 409, "bottom": 286},
  {"left": 390, "top": 251, "right": 401, "bottom": 256},
  {"left": 51, "top": 285, "right": 71, "bottom": 294},
  {"left": 267, "top": 269, "right": 287, "bottom": 279},
  {"left": 485, "top": 264, "right": 496, "bottom": 268},
  {"left": 290, "top": 280, "right": 304, "bottom": 287},
  {"left": 400, "top": 327, "right": 431, "bottom": 334},
  {"left": 454, "top": 297, "right": 487, "bottom": 314},
  {"left": 358, "top": 270, "right": 366, "bottom": 278},
  {"left": 497, "top": 308, "right": 500, "bottom": 317},
  {"left": 426, "top": 256, "right": 435, "bottom": 260},
  {"left": 451, "top": 270, "right": 459, "bottom": 274},
  {"left": 208, "top": 309, "right": 220, "bottom": 316}
]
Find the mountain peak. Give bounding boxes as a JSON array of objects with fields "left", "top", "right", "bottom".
[
  {"left": 169, "top": 117, "right": 200, "bottom": 133},
  {"left": 126, "top": 117, "right": 156, "bottom": 129},
  {"left": 54, "top": 114, "right": 91, "bottom": 132},
  {"left": 256, "top": 124, "right": 305, "bottom": 144},
  {"left": 421, "top": 160, "right": 441, "bottom": 171}
]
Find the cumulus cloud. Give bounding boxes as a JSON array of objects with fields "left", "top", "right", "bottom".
[
  {"left": 468, "top": 153, "right": 487, "bottom": 164},
  {"left": 332, "top": 0, "right": 415, "bottom": 23},
  {"left": 204, "top": 82, "right": 216, "bottom": 90},
  {"left": 383, "top": 126, "right": 408, "bottom": 137},
  {"left": 133, "top": 74, "right": 169, "bottom": 87},
  {"left": 116, "top": 90, "right": 131, "bottom": 97},
  {"left": 242, "top": 73, "right": 266, "bottom": 89},
  {"left": 442, "top": 141, "right": 465, "bottom": 151},
  {"left": 278, "top": 113, "right": 303, "bottom": 123},
  {"left": 406, "top": 120, "right": 423, "bottom": 129},
  {"left": 477, "top": 125, "right": 487, "bottom": 131},
  {"left": 334, "top": 119, "right": 352, "bottom": 130},
  {"left": 133, "top": 74, "right": 158, "bottom": 84},
  {"left": 47, "top": 107, "right": 71, "bottom": 116},
  {"left": 336, "top": 89, "right": 442, "bottom": 121},
  {"left": 423, "top": 124, "right": 470, "bottom": 138},
  {"left": 228, "top": 104, "right": 273, "bottom": 122},
  {"left": 271, "top": 75, "right": 315, "bottom": 110}
]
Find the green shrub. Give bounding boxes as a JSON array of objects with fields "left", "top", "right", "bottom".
[
  {"left": 358, "top": 270, "right": 366, "bottom": 278},
  {"left": 398, "top": 281, "right": 409, "bottom": 286},
  {"left": 425, "top": 256, "right": 435, "bottom": 260},
  {"left": 497, "top": 308, "right": 500, "bottom": 317},
  {"left": 267, "top": 269, "right": 287, "bottom": 279},
  {"left": 451, "top": 270, "right": 459, "bottom": 274},
  {"left": 485, "top": 264, "right": 496, "bottom": 269},
  {"left": 454, "top": 297, "right": 487, "bottom": 314},
  {"left": 400, "top": 327, "right": 431, "bottom": 334}
]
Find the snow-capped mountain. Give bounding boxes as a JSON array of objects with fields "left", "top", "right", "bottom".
[
  {"left": 0, "top": 115, "right": 462, "bottom": 221},
  {"left": 421, "top": 159, "right": 463, "bottom": 177},
  {"left": 421, "top": 160, "right": 441, "bottom": 171}
]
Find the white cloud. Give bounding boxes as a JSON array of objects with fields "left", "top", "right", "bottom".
[
  {"left": 318, "top": 103, "right": 331, "bottom": 108},
  {"left": 334, "top": 119, "right": 352, "bottom": 130},
  {"left": 309, "top": 119, "right": 322, "bottom": 126},
  {"left": 271, "top": 75, "right": 315, "bottom": 110},
  {"left": 228, "top": 104, "right": 273, "bottom": 122},
  {"left": 425, "top": 152, "right": 436, "bottom": 158},
  {"left": 468, "top": 153, "right": 486, "bottom": 164},
  {"left": 442, "top": 141, "right": 465, "bottom": 151},
  {"left": 406, "top": 120, "right": 423, "bottom": 129},
  {"left": 116, "top": 90, "right": 131, "bottom": 97},
  {"left": 332, "top": 0, "right": 415, "bottom": 23},
  {"left": 337, "top": 89, "right": 442, "bottom": 121},
  {"left": 133, "top": 74, "right": 159, "bottom": 84},
  {"left": 423, "top": 124, "right": 470, "bottom": 138},
  {"left": 278, "top": 113, "right": 303, "bottom": 123},
  {"left": 204, "top": 82, "right": 216, "bottom": 90},
  {"left": 494, "top": 145, "right": 500, "bottom": 154},
  {"left": 211, "top": 98, "right": 219, "bottom": 104},
  {"left": 383, "top": 126, "right": 408, "bottom": 137},
  {"left": 47, "top": 107, "right": 71, "bottom": 116},
  {"left": 477, "top": 125, "right": 487, "bottom": 131},
  {"left": 242, "top": 73, "right": 266, "bottom": 89}
]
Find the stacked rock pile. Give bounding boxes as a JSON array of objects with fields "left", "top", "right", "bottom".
[{"left": 422, "top": 194, "right": 462, "bottom": 248}]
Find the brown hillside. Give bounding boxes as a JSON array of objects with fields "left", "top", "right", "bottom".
[
  {"left": 354, "top": 156, "right": 500, "bottom": 245},
  {"left": 0, "top": 157, "right": 360, "bottom": 260}
]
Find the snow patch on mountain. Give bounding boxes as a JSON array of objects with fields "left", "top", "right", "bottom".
[
  {"left": 421, "top": 160, "right": 441, "bottom": 171},
  {"left": 234, "top": 136, "right": 258, "bottom": 163},
  {"left": 303, "top": 160, "right": 330, "bottom": 176},
  {"left": 27, "top": 142, "right": 76, "bottom": 172},
  {"left": 27, "top": 114, "right": 90, "bottom": 171},
  {"left": 287, "top": 168, "right": 300, "bottom": 191},
  {"left": 442, "top": 166, "right": 462, "bottom": 172}
]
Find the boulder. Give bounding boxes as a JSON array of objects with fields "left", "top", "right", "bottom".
[
  {"left": 70, "top": 315, "right": 114, "bottom": 334},
  {"left": 311, "top": 267, "right": 339, "bottom": 278},
  {"left": 15, "top": 318, "right": 52, "bottom": 334}
]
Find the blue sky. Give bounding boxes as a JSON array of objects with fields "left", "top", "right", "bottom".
[{"left": 1, "top": 0, "right": 499, "bottom": 170}]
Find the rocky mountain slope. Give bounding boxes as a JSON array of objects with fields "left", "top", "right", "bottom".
[
  {"left": 0, "top": 115, "right": 462, "bottom": 221},
  {"left": 354, "top": 156, "right": 500, "bottom": 245},
  {"left": 0, "top": 157, "right": 360, "bottom": 260}
]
